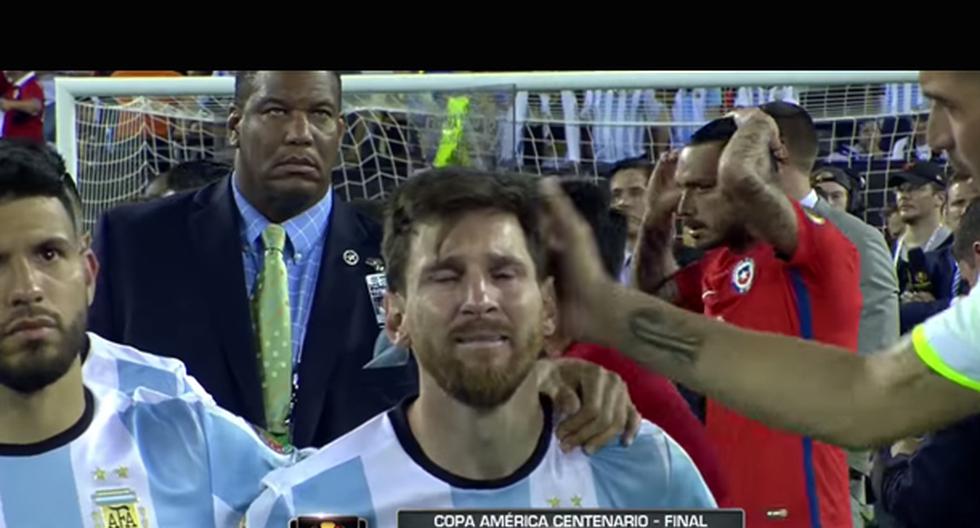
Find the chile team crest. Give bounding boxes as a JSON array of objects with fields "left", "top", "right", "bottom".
[{"left": 731, "top": 258, "right": 755, "bottom": 294}]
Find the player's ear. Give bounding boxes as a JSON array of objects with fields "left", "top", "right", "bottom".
[
  {"left": 384, "top": 292, "right": 411, "bottom": 349},
  {"left": 228, "top": 105, "right": 242, "bottom": 148},
  {"left": 335, "top": 115, "right": 347, "bottom": 138},
  {"left": 83, "top": 247, "right": 99, "bottom": 305}
]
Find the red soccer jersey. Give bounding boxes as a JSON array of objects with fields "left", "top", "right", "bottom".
[
  {"left": 1, "top": 72, "right": 45, "bottom": 143},
  {"left": 675, "top": 202, "right": 861, "bottom": 528}
]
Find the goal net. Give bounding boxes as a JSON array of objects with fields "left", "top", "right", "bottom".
[{"left": 56, "top": 71, "right": 927, "bottom": 230}]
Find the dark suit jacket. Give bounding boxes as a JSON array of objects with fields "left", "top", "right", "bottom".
[
  {"left": 872, "top": 414, "right": 980, "bottom": 528},
  {"left": 896, "top": 234, "right": 956, "bottom": 334},
  {"left": 89, "top": 177, "right": 417, "bottom": 448}
]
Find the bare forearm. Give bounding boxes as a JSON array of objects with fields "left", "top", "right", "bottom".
[
  {"left": 717, "top": 120, "right": 797, "bottom": 253},
  {"left": 3, "top": 98, "right": 42, "bottom": 115},
  {"left": 633, "top": 205, "right": 680, "bottom": 299},
  {"left": 718, "top": 121, "right": 772, "bottom": 188},
  {"left": 584, "top": 285, "right": 980, "bottom": 448}
]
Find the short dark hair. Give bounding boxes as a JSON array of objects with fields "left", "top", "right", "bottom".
[
  {"left": 760, "top": 101, "right": 819, "bottom": 172},
  {"left": 609, "top": 157, "right": 654, "bottom": 182},
  {"left": 953, "top": 198, "right": 980, "bottom": 262},
  {"left": 383, "top": 167, "right": 545, "bottom": 294},
  {"left": 690, "top": 117, "right": 738, "bottom": 145},
  {"left": 559, "top": 179, "right": 626, "bottom": 278},
  {"left": 234, "top": 70, "right": 342, "bottom": 107},
  {"left": 689, "top": 117, "right": 779, "bottom": 177},
  {"left": 0, "top": 139, "right": 82, "bottom": 233}
]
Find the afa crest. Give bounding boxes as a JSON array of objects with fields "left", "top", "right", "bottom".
[
  {"left": 731, "top": 258, "right": 756, "bottom": 294},
  {"left": 91, "top": 488, "right": 146, "bottom": 528}
]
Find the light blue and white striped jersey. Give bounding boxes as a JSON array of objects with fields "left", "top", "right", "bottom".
[
  {"left": 81, "top": 332, "right": 214, "bottom": 403},
  {"left": 881, "top": 83, "right": 927, "bottom": 115},
  {"left": 581, "top": 90, "right": 664, "bottom": 163},
  {"left": 498, "top": 91, "right": 582, "bottom": 168},
  {"left": 247, "top": 399, "right": 716, "bottom": 528},
  {"left": 733, "top": 86, "right": 798, "bottom": 108},
  {"left": 670, "top": 88, "right": 723, "bottom": 148},
  {"left": 0, "top": 387, "right": 292, "bottom": 527}
]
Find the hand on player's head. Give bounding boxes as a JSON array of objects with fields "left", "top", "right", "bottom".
[
  {"left": 726, "top": 108, "right": 789, "bottom": 164},
  {"left": 538, "top": 178, "right": 620, "bottom": 342},
  {"left": 646, "top": 150, "right": 681, "bottom": 218}
]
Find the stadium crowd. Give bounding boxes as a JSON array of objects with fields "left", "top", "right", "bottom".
[{"left": 0, "top": 70, "right": 979, "bottom": 528}]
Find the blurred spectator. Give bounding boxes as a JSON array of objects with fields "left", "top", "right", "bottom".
[
  {"left": 143, "top": 159, "right": 232, "bottom": 200},
  {"left": 945, "top": 172, "right": 978, "bottom": 232},
  {"left": 952, "top": 199, "right": 980, "bottom": 292},
  {"left": 37, "top": 71, "right": 58, "bottom": 144},
  {"left": 0, "top": 71, "right": 45, "bottom": 143},
  {"left": 890, "top": 162, "right": 956, "bottom": 333},
  {"left": 884, "top": 204, "right": 906, "bottom": 253},
  {"left": 831, "top": 119, "right": 887, "bottom": 160},
  {"left": 608, "top": 158, "right": 654, "bottom": 283},
  {"left": 944, "top": 173, "right": 978, "bottom": 300},
  {"left": 891, "top": 114, "right": 934, "bottom": 162},
  {"left": 871, "top": 410, "right": 980, "bottom": 528},
  {"left": 545, "top": 178, "right": 728, "bottom": 504},
  {"left": 812, "top": 165, "right": 857, "bottom": 213},
  {"left": 872, "top": 196, "right": 980, "bottom": 527},
  {"left": 109, "top": 70, "right": 185, "bottom": 174}
]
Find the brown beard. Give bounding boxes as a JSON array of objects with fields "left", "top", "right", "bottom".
[
  {"left": 416, "top": 331, "right": 542, "bottom": 410},
  {"left": 0, "top": 314, "right": 86, "bottom": 394}
]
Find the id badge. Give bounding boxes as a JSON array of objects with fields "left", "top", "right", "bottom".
[{"left": 365, "top": 273, "right": 388, "bottom": 326}]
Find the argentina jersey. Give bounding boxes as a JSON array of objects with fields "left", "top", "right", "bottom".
[
  {"left": 247, "top": 398, "right": 716, "bottom": 528},
  {"left": 81, "top": 332, "right": 214, "bottom": 403},
  {"left": 0, "top": 387, "right": 292, "bottom": 527}
]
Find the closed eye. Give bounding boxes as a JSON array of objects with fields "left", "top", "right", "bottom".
[{"left": 430, "top": 270, "right": 459, "bottom": 283}]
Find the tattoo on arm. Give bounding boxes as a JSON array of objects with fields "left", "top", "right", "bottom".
[
  {"left": 718, "top": 121, "right": 798, "bottom": 255},
  {"left": 627, "top": 308, "right": 703, "bottom": 365}
]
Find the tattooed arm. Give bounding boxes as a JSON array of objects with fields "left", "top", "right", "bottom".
[
  {"left": 717, "top": 110, "right": 799, "bottom": 257},
  {"left": 599, "top": 285, "right": 980, "bottom": 449},
  {"left": 539, "top": 177, "right": 980, "bottom": 450}
]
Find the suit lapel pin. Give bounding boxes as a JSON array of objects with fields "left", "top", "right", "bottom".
[
  {"left": 343, "top": 249, "right": 360, "bottom": 266},
  {"left": 365, "top": 257, "right": 385, "bottom": 273}
]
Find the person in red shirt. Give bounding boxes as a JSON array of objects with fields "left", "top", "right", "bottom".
[
  {"left": 634, "top": 111, "right": 861, "bottom": 528},
  {"left": 544, "top": 179, "right": 728, "bottom": 503},
  {"left": 0, "top": 71, "right": 45, "bottom": 143}
]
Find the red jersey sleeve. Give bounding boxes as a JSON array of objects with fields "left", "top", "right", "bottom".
[
  {"left": 19, "top": 80, "right": 44, "bottom": 106},
  {"left": 785, "top": 201, "right": 858, "bottom": 277}
]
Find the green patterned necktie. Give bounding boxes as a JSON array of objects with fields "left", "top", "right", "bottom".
[{"left": 253, "top": 224, "right": 293, "bottom": 443}]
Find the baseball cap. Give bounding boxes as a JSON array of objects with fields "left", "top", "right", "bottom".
[
  {"left": 889, "top": 161, "right": 947, "bottom": 190},
  {"left": 812, "top": 166, "right": 855, "bottom": 192}
]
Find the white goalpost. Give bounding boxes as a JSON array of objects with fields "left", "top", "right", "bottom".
[{"left": 55, "top": 70, "right": 923, "bottom": 229}]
